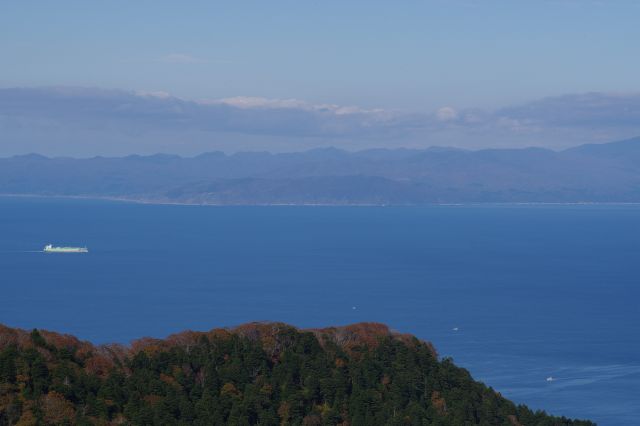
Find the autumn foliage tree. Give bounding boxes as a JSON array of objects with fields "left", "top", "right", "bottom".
[{"left": 0, "top": 323, "right": 594, "bottom": 426}]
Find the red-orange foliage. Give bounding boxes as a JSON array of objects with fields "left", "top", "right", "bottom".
[
  {"left": 85, "top": 354, "right": 115, "bottom": 378},
  {"left": 310, "top": 322, "right": 437, "bottom": 357},
  {"left": 0, "top": 324, "right": 21, "bottom": 348},
  {"left": 15, "top": 409, "right": 37, "bottom": 426},
  {"left": 165, "top": 330, "right": 203, "bottom": 349},
  {"left": 159, "top": 373, "right": 181, "bottom": 389},
  {"left": 508, "top": 414, "right": 525, "bottom": 426},
  {"left": 431, "top": 391, "right": 447, "bottom": 415},
  {"left": 130, "top": 337, "right": 164, "bottom": 355},
  {"left": 0, "top": 321, "right": 437, "bottom": 376},
  {"left": 143, "top": 395, "right": 163, "bottom": 406},
  {"left": 41, "top": 391, "right": 75, "bottom": 424}
]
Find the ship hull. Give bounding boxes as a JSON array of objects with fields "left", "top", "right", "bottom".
[{"left": 44, "top": 247, "right": 88, "bottom": 253}]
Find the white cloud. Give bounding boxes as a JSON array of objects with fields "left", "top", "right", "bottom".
[
  {"left": 212, "top": 96, "right": 308, "bottom": 109},
  {"left": 135, "top": 90, "right": 173, "bottom": 99},
  {"left": 3, "top": 87, "right": 640, "bottom": 155},
  {"left": 201, "top": 96, "right": 386, "bottom": 117},
  {"left": 436, "top": 106, "right": 458, "bottom": 121}
]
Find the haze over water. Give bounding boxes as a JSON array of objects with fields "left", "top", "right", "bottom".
[{"left": 1, "top": 197, "right": 638, "bottom": 425}]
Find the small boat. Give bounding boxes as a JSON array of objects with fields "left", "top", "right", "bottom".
[
  {"left": 546, "top": 376, "right": 555, "bottom": 382},
  {"left": 44, "top": 244, "right": 88, "bottom": 253}
]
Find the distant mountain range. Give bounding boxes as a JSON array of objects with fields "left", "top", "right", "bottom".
[{"left": 2, "top": 137, "right": 640, "bottom": 204}]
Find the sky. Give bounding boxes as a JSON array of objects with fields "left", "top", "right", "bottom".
[{"left": 1, "top": 1, "right": 640, "bottom": 156}]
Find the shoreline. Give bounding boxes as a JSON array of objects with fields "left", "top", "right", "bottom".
[{"left": 2, "top": 193, "right": 640, "bottom": 207}]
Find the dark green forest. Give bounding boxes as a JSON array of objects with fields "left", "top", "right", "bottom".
[{"left": 0, "top": 322, "right": 593, "bottom": 425}]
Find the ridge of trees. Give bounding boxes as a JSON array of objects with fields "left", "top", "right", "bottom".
[{"left": 0, "top": 322, "right": 594, "bottom": 425}]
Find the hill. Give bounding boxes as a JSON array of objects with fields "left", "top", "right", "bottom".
[
  {"left": 0, "top": 322, "right": 593, "bottom": 425},
  {"left": 1, "top": 137, "right": 640, "bottom": 204}
]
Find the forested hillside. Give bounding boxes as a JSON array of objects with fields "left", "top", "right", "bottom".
[{"left": 0, "top": 322, "right": 593, "bottom": 425}]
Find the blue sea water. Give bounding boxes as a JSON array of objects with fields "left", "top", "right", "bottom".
[{"left": 1, "top": 197, "right": 638, "bottom": 425}]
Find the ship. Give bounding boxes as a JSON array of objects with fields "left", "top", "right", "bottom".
[{"left": 44, "top": 244, "right": 88, "bottom": 253}]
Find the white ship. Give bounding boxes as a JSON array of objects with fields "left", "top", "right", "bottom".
[{"left": 44, "top": 244, "right": 88, "bottom": 253}]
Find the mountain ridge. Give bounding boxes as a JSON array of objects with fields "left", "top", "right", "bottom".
[{"left": 2, "top": 137, "right": 640, "bottom": 204}]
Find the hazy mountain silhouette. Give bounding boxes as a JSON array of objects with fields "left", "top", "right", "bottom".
[{"left": 2, "top": 137, "right": 640, "bottom": 204}]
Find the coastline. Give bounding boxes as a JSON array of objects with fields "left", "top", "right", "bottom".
[{"left": 2, "top": 192, "right": 640, "bottom": 207}]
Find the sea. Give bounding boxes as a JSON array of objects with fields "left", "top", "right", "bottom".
[{"left": 1, "top": 196, "right": 638, "bottom": 425}]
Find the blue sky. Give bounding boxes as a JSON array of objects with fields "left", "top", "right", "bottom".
[
  {"left": 3, "top": 0, "right": 639, "bottom": 110},
  {"left": 1, "top": 1, "right": 640, "bottom": 155}
]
